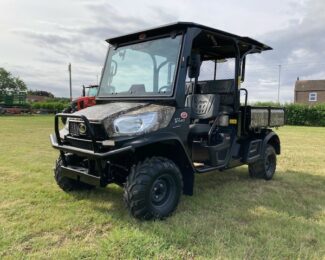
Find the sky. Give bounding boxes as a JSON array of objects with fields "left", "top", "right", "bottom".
[{"left": 0, "top": 0, "right": 325, "bottom": 103}]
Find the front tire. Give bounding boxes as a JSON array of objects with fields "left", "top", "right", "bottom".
[
  {"left": 124, "top": 157, "right": 182, "bottom": 220},
  {"left": 249, "top": 144, "right": 277, "bottom": 180}
]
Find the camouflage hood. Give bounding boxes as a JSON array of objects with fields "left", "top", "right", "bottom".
[
  {"left": 74, "top": 102, "right": 149, "bottom": 122},
  {"left": 73, "top": 102, "right": 176, "bottom": 137}
]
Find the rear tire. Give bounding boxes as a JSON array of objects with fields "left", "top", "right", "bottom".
[
  {"left": 249, "top": 144, "right": 277, "bottom": 180},
  {"left": 124, "top": 157, "right": 182, "bottom": 220},
  {"left": 54, "top": 155, "right": 95, "bottom": 192}
]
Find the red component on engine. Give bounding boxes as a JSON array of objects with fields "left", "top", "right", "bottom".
[
  {"left": 67, "top": 84, "right": 99, "bottom": 112},
  {"left": 76, "top": 96, "right": 96, "bottom": 110}
]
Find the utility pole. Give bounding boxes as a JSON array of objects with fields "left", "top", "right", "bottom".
[
  {"left": 68, "top": 63, "right": 72, "bottom": 101},
  {"left": 277, "top": 64, "right": 281, "bottom": 104}
]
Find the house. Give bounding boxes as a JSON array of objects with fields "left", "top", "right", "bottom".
[{"left": 294, "top": 80, "right": 325, "bottom": 104}]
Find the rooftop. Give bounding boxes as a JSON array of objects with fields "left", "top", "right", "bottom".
[
  {"left": 295, "top": 80, "right": 325, "bottom": 91},
  {"left": 106, "top": 22, "right": 272, "bottom": 58}
]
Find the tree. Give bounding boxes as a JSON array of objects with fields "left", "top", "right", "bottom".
[
  {"left": 0, "top": 67, "right": 27, "bottom": 93},
  {"left": 13, "top": 77, "right": 27, "bottom": 92},
  {"left": 0, "top": 68, "right": 14, "bottom": 92},
  {"left": 27, "top": 90, "right": 54, "bottom": 98}
]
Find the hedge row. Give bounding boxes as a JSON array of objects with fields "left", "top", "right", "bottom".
[
  {"left": 252, "top": 102, "right": 325, "bottom": 127},
  {"left": 285, "top": 103, "right": 325, "bottom": 126},
  {"left": 31, "top": 101, "right": 69, "bottom": 111}
]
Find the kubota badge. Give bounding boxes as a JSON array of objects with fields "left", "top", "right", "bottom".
[{"left": 180, "top": 112, "right": 188, "bottom": 119}]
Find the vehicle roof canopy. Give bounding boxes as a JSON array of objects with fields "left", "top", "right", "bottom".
[{"left": 106, "top": 22, "right": 272, "bottom": 60}]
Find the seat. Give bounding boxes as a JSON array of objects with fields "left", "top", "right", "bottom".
[
  {"left": 129, "top": 84, "right": 146, "bottom": 94},
  {"left": 186, "top": 94, "right": 220, "bottom": 137},
  {"left": 196, "top": 79, "right": 235, "bottom": 114}
]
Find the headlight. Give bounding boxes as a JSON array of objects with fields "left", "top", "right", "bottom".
[
  {"left": 64, "top": 118, "right": 70, "bottom": 130},
  {"left": 113, "top": 112, "right": 158, "bottom": 135},
  {"left": 59, "top": 117, "right": 70, "bottom": 139}
]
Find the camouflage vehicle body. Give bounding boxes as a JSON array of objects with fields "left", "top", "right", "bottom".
[{"left": 50, "top": 22, "right": 284, "bottom": 220}]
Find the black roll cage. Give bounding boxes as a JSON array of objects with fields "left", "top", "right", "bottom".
[{"left": 96, "top": 22, "right": 271, "bottom": 112}]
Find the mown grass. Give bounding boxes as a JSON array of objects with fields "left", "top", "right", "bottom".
[{"left": 0, "top": 116, "right": 324, "bottom": 259}]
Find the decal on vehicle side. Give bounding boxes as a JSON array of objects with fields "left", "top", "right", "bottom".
[{"left": 180, "top": 112, "right": 188, "bottom": 119}]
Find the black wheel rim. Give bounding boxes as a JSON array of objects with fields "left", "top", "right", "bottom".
[
  {"left": 150, "top": 174, "right": 175, "bottom": 207},
  {"left": 265, "top": 153, "right": 276, "bottom": 177}
]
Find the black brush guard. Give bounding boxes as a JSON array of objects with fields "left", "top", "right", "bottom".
[{"left": 50, "top": 113, "right": 133, "bottom": 186}]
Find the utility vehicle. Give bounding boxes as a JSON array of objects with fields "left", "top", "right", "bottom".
[
  {"left": 61, "top": 85, "right": 98, "bottom": 123},
  {"left": 50, "top": 22, "right": 284, "bottom": 220},
  {"left": 63, "top": 84, "right": 98, "bottom": 113},
  {"left": 0, "top": 91, "right": 29, "bottom": 114}
]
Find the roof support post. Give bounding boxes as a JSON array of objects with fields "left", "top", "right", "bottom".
[{"left": 234, "top": 40, "right": 241, "bottom": 112}]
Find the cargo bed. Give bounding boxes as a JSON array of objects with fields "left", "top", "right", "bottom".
[{"left": 241, "top": 106, "right": 285, "bottom": 129}]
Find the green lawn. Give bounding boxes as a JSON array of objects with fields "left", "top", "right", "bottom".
[{"left": 0, "top": 116, "right": 324, "bottom": 259}]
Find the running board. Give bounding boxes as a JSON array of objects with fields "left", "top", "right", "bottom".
[{"left": 194, "top": 163, "right": 223, "bottom": 173}]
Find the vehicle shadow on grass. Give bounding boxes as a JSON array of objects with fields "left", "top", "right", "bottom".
[
  {"left": 193, "top": 167, "right": 325, "bottom": 221},
  {"left": 69, "top": 166, "right": 325, "bottom": 223},
  {"left": 69, "top": 184, "right": 127, "bottom": 215},
  {"left": 68, "top": 167, "right": 325, "bottom": 256},
  {"left": 68, "top": 167, "right": 254, "bottom": 219}
]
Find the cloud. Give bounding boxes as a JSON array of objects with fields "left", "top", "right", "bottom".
[
  {"left": 5, "top": 0, "right": 325, "bottom": 102},
  {"left": 11, "top": 28, "right": 74, "bottom": 45},
  {"left": 11, "top": 2, "right": 178, "bottom": 64},
  {"left": 242, "top": 0, "right": 325, "bottom": 103},
  {"left": 7, "top": 2, "right": 178, "bottom": 97}
]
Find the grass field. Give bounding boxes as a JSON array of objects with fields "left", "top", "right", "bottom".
[{"left": 0, "top": 116, "right": 324, "bottom": 259}]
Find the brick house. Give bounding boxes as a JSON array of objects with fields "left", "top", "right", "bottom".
[{"left": 294, "top": 80, "right": 325, "bottom": 104}]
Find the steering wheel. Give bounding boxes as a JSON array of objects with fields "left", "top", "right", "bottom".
[{"left": 158, "top": 85, "right": 171, "bottom": 93}]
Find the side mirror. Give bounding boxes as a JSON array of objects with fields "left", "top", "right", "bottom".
[{"left": 188, "top": 53, "right": 201, "bottom": 79}]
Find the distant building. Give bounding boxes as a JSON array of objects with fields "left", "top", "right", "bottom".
[{"left": 294, "top": 80, "right": 325, "bottom": 104}]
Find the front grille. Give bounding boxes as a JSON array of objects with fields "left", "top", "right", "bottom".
[
  {"left": 68, "top": 120, "right": 107, "bottom": 140},
  {"left": 69, "top": 121, "right": 83, "bottom": 136}
]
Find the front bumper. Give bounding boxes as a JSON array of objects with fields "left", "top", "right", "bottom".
[
  {"left": 51, "top": 113, "right": 133, "bottom": 159},
  {"left": 50, "top": 134, "right": 133, "bottom": 159},
  {"left": 51, "top": 113, "right": 134, "bottom": 186},
  {"left": 60, "top": 165, "right": 101, "bottom": 186},
  {"left": 51, "top": 134, "right": 133, "bottom": 186}
]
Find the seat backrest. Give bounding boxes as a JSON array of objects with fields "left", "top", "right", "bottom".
[
  {"left": 197, "top": 79, "right": 235, "bottom": 94},
  {"left": 186, "top": 94, "right": 220, "bottom": 119},
  {"left": 129, "top": 84, "right": 146, "bottom": 94},
  {"left": 196, "top": 79, "right": 235, "bottom": 107}
]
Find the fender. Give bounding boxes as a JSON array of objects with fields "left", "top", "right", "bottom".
[
  {"left": 262, "top": 131, "right": 281, "bottom": 154},
  {"left": 123, "top": 131, "right": 194, "bottom": 171},
  {"left": 122, "top": 131, "right": 196, "bottom": 195}
]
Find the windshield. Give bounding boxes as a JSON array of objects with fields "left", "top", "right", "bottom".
[
  {"left": 86, "top": 86, "right": 98, "bottom": 97},
  {"left": 98, "top": 35, "right": 182, "bottom": 97}
]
